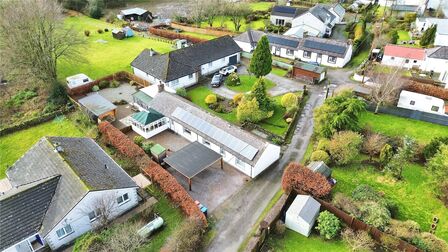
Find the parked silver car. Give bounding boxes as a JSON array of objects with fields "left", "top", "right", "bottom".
[{"left": 219, "top": 65, "right": 237, "bottom": 76}]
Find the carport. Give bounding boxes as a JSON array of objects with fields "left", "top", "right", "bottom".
[{"left": 164, "top": 141, "right": 223, "bottom": 191}]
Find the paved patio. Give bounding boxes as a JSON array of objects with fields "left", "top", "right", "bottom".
[
  {"left": 147, "top": 130, "right": 249, "bottom": 212},
  {"left": 89, "top": 83, "right": 138, "bottom": 104}
]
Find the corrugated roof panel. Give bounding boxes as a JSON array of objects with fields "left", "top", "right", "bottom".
[{"left": 172, "top": 108, "right": 258, "bottom": 160}]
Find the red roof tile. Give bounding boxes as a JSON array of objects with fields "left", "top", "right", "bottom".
[{"left": 383, "top": 44, "right": 426, "bottom": 60}]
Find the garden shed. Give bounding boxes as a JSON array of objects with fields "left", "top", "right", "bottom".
[
  {"left": 78, "top": 93, "right": 117, "bottom": 123},
  {"left": 285, "top": 195, "right": 321, "bottom": 237},
  {"left": 150, "top": 144, "right": 166, "bottom": 163},
  {"left": 293, "top": 61, "right": 326, "bottom": 84},
  {"left": 307, "top": 161, "right": 332, "bottom": 178}
]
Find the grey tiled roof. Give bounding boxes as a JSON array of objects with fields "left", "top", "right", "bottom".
[
  {"left": 0, "top": 176, "right": 60, "bottom": 250},
  {"left": 131, "top": 36, "right": 241, "bottom": 82},
  {"left": 427, "top": 46, "right": 448, "bottom": 60},
  {"left": 299, "top": 196, "right": 321, "bottom": 224},
  {"left": 234, "top": 30, "right": 301, "bottom": 50},
  {"left": 309, "top": 4, "right": 336, "bottom": 25},
  {"left": 148, "top": 92, "right": 268, "bottom": 165},
  {"left": 6, "top": 137, "right": 137, "bottom": 236},
  {"left": 299, "top": 37, "right": 349, "bottom": 58},
  {"left": 271, "top": 6, "right": 307, "bottom": 18}
]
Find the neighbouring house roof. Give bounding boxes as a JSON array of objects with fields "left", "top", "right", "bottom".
[
  {"left": 234, "top": 30, "right": 301, "bottom": 50},
  {"left": 271, "top": 5, "right": 307, "bottom": 18},
  {"left": 391, "top": 5, "right": 419, "bottom": 11},
  {"left": 121, "top": 7, "right": 149, "bottom": 16},
  {"left": 331, "top": 3, "right": 345, "bottom": 18},
  {"left": 148, "top": 92, "right": 269, "bottom": 165},
  {"left": 132, "top": 90, "right": 153, "bottom": 105},
  {"left": 417, "top": 17, "right": 448, "bottom": 35},
  {"left": 78, "top": 93, "right": 117, "bottom": 116},
  {"left": 131, "top": 109, "right": 164, "bottom": 125},
  {"left": 309, "top": 4, "right": 336, "bottom": 25},
  {"left": 284, "top": 24, "right": 323, "bottom": 38},
  {"left": 131, "top": 36, "right": 242, "bottom": 82},
  {"left": 299, "top": 37, "right": 350, "bottom": 58},
  {"left": 288, "top": 195, "right": 321, "bottom": 224},
  {"left": 307, "top": 161, "right": 332, "bottom": 178},
  {"left": 0, "top": 176, "right": 60, "bottom": 251},
  {"left": 6, "top": 137, "right": 137, "bottom": 237},
  {"left": 427, "top": 46, "right": 448, "bottom": 59},
  {"left": 383, "top": 44, "right": 426, "bottom": 60},
  {"left": 294, "top": 61, "right": 326, "bottom": 74},
  {"left": 164, "top": 141, "right": 222, "bottom": 179}
]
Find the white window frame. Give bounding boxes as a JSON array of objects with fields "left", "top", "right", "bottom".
[
  {"left": 56, "top": 224, "right": 74, "bottom": 239},
  {"left": 184, "top": 128, "right": 191, "bottom": 135},
  {"left": 117, "top": 193, "right": 130, "bottom": 206},
  {"left": 203, "top": 139, "right": 210, "bottom": 146},
  {"left": 235, "top": 158, "right": 244, "bottom": 168},
  {"left": 188, "top": 74, "right": 193, "bottom": 79},
  {"left": 431, "top": 106, "right": 439, "bottom": 112},
  {"left": 88, "top": 210, "right": 98, "bottom": 222},
  {"left": 410, "top": 100, "right": 415, "bottom": 105},
  {"left": 220, "top": 147, "right": 226, "bottom": 157},
  {"left": 303, "top": 51, "right": 311, "bottom": 59},
  {"left": 286, "top": 49, "right": 294, "bottom": 56},
  {"left": 208, "top": 62, "right": 213, "bottom": 67},
  {"left": 327, "top": 56, "right": 337, "bottom": 64}
]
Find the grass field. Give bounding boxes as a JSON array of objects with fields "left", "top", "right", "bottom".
[
  {"left": 346, "top": 47, "right": 369, "bottom": 68},
  {"left": 0, "top": 116, "right": 85, "bottom": 178},
  {"left": 267, "top": 232, "right": 349, "bottom": 251},
  {"left": 181, "top": 31, "right": 218, "bottom": 40},
  {"left": 225, "top": 75, "right": 276, "bottom": 93},
  {"left": 200, "top": 17, "right": 267, "bottom": 33},
  {"left": 249, "top": 2, "right": 274, "bottom": 11},
  {"left": 397, "top": 30, "right": 411, "bottom": 43},
  {"left": 187, "top": 86, "right": 295, "bottom": 136},
  {"left": 59, "top": 15, "right": 173, "bottom": 80},
  {"left": 359, "top": 112, "right": 448, "bottom": 143},
  {"left": 271, "top": 67, "right": 289, "bottom": 77}
]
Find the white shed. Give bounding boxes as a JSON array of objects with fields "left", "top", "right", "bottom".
[
  {"left": 397, "top": 90, "right": 446, "bottom": 115},
  {"left": 285, "top": 195, "right": 321, "bottom": 237},
  {"left": 66, "top": 74, "right": 92, "bottom": 89}
]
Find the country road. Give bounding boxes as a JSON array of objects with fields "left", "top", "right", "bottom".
[{"left": 206, "top": 86, "right": 328, "bottom": 252}]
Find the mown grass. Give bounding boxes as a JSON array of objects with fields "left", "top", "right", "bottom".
[
  {"left": 271, "top": 67, "right": 289, "bottom": 77},
  {"left": 267, "top": 232, "right": 350, "bottom": 251},
  {"left": 59, "top": 14, "right": 173, "bottom": 80},
  {"left": 199, "top": 17, "right": 267, "bottom": 33},
  {"left": 181, "top": 31, "right": 218, "bottom": 40},
  {"left": 249, "top": 2, "right": 274, "bottom": 11},
  {"left": 0, "top": 116, "right": 85, "bottom": 178},
  {"left": 346, "top": 47, "right": 370, "bottom": 68},
  {"left": 359, "top": 112, "right": 448, "bottom": 144},
  {"left": 397, "top": 30, "right": 411, "bottom": 42},
  {"left": 225, "top": 75, "right": 276, "bottom": 93}
]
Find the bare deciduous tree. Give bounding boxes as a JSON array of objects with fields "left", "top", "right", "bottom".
[
  {"left": 226, "top": 3, "right": 251, "bottom": 32},
  {"left": 203, "top": 0, "right": 222, "bottom": 27},
  {"left": 368, "top": 65, "right": 405, "bottom": 114},
  {"left": 0, "top": 0, "right": 85, "bottom": 86},
  {"left": 81, "top": 194, "right": 117, "bottom": 228}
]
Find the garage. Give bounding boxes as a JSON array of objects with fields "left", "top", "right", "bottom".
[{"left": 229, "top": 55, "right": 238, "bottom": 65}]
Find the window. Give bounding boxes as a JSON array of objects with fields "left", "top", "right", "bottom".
[
  {"left": 405, "top": 59, "right": 409, "bottom": 63},
  {"left": 203, "top": 139, "right": 210, "bottom": 146},
  {"left": 413, "top": 60, "right": 417, "bottom": 63},
  {"left": 184, "top": 128, "right": 191, "bottom": 135},
  {"left": 235, "top": 158, "right": 244, "bottom": 168},
  {"left": 56, "top": 225, "right": 73, "bottom": 239},
  {"left": 303, "top": 51, "right": 311, "bottom": 58},
  {"left": 327, "top": 56, "right": 337, "bottom": 64},
  {"left": 391, "top": 57, "right": 395, "bottom": 60},
  {"left": 188, "top": 74, "right": 193, "bottom": 79},
  {"left": 431, "top": 106, "right": 439, "bottom": 112},
  {"left": 286, "top": 49, "right": 294, "bottom": 56},
  {"left": 171, "top": 79, "right": 179, "bottom": 87},
  {"left": 88, "top": 210, "right": 98, "bottom": 222},
  {"left": 410, "top": 100, "right": 415, "bottom": 105},
  {"left": 117, "top": 193, "right": 129, "bottom": 205},
  {"left": 208, "top": 62, "right": 213, "bottom": 67},
  {"left": 276, "top": 19, "right": 285, "bottom": 26}
]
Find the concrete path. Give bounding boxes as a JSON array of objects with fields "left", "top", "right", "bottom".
[{"left": 206, "top": 86, "right": 329, "bottom": 252}]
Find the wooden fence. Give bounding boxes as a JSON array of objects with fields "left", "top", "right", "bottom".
[
  {"left": 67, "top": 71, "right": 150, "bottom": 96},
  {"left": 171, "top": 22, "right": 236, "bottom": 36}
]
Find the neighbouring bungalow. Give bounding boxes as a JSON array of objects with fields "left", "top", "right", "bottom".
[
  {"left": 285, "top": 195, "right": 321, "bottom": 237},
  {"left": 270, "top": 5, "right": 307, "bottom": 26},
  {"left": 296, "top": 37, "right": 353, "bottom": 68},
  {"left": 129, "top": 89, "right": 281, "bottom": 178},
  {"left": 131, "top": 36, "right": 242, "bottom": 93},
  {"left": 307, "top": 161, "right": 332, "bottom": 178},
  {"left": 381, "top": 44, "right": 426, "bottom": 69},
  {"left": 1, "top": 137, "right": 139, "bottom": 252},
  {"left": 78, "top": 93, "right": 117, "bottom": 123},
  {"left": 422, "top": 46, "right": 448, "bottom": 86},
  {"left": 397, "top": 90, "right": 446, "bottom": 115},
  {"left": 233, "top": 30, "right": 301, "bottom": 59},
  {"left": 415, "top": 17, "right": 448, "bottom": 46},
  {"left": 119, "top": 7, "right": 153, "bottom": 22},
  {"left": 292, "top": 61, "right": 327, "bottom": 84}
]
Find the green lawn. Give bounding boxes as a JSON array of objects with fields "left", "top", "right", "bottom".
[
  {"left": 181, "top": 31, "right": 218, "bottom": 40},
  {"left": 249, "top": 2, "right": 274, "bottom": 11},
  {"left": 59, "top": 15, "right": 173, "bottom": 80},
  {"left": 346, "top": 47, "right": 370, "bottom": 68},
  {"left": 267, "top": 232, "right": 349, "bottom": 251},
  {"left": 271, "top": 67, "right": 289, "bottom": 77},
  {"left": 359, "top": 112, "right": 448, "bottom": 144},
  {"left": 187, "top": 86, "right": 297, "bottom": 136},
  {"left": 0, "top": 116, "right": 85, "bottom": 178},
  {"left": 333, "top": 161, "right": 448, "bottom": 242},
  {"left": 397, "top": 30, "right": 411, "bottom": 42},
  {"left": 200, "top": 17, "right": 267, "bottom": 33},
  {"left": 226, "top": 75, "right": 276, "bottom": 93}
]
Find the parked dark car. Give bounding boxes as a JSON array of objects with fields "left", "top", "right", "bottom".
[{"left": 211, "top": 73, "right": 224, "bottom": 87}]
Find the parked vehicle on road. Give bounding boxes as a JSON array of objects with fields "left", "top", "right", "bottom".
[
  {"left": 211, "top": 73, "right": 224, "bottom": 87},
  {"left": 219, "top": 65, "right": 237, "bottom": 76}
]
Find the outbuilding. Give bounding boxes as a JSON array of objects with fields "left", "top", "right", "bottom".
[
  {"left": 307, "top": 161, "right": 332, "bottom": 178},
  {"left": 130, "top": 110, "right": 169, "bottom": 139},
  {"left": 119, "top": 8, "right": 153, "bottom": 22},
  {"left": 397, "top": 90, "right": 446, "bottom": 115},
  {"left": 293, "top": 61, "right": 326, "bottom": 84},
  {"left": 285, "top": 195, "right": 321, "bottom": 237},
  {"left": 78, "top": 93, "right": 117, "bottom": 123},
  {"left": 66, "top": 74, "right": 92, "bottom": 90}
]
